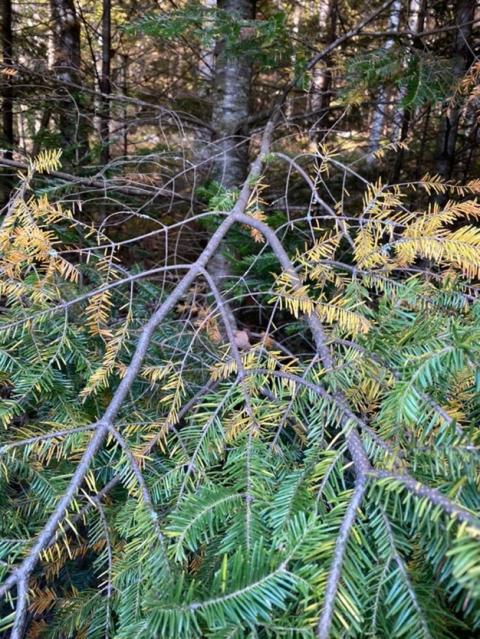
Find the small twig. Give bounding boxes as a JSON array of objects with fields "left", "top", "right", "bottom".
[{"left": 107, "top": 426, "right": 169, "bottom": 553}]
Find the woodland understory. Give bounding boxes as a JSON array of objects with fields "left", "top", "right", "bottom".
[{"left": 0, "top": 0, "right": 479, "bottom": 638}]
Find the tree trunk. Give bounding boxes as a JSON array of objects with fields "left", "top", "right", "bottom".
[
  {"left": 434, "top": 0, "right": 475, "bottom": 181},
  {"left": 122, "top": 53, "right": 128, "bottom": 158},
  {"left": 208, "top": 0, "right": 255, "bottom": 331},
  {"left": 32, "top": 109, "right": 52, "bottom": 157},
  {"left": 391, "top": 0, "right": 426, "bottom": 139},
  {"left": 1, "top": 0, "right": 14, "bottom": 205},
  {"left": 310, "top": 0, "right": 337, "bottom": 126},
  {"left": 367, "top": 0, "right": 402, "bottom": 160},
  {"left": 286, "top": 1, "right": 302, "bottom": 119},
  {"left": 100, "top": 0, "right": 111, "bottom": 166},
  {"left": 390, "top": 0, "right": 426, "bottom": 182},
  {"left": 1, "top": 0, "right": 14, "bottom": 159},
  {"left": 211, "top": 0, "right": 255, "bottom": 188},
  {"left": 50, "top": 0, "right": 89, "bottom": 164},
  {"left": 390, "top": 108, "right": 411, "bottom": 183}
]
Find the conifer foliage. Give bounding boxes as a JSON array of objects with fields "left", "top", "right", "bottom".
[
  {"left": 0, "top": 1, "right": 479, "bottom": 638},
  {"left": 0, "top": 147, "right": 479, "bottom": 638}
]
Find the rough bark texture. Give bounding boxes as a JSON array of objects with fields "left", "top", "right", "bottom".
[
  {"left": 100, "top": 0, "right": 111, "bottom": 165},
  {"left": 310, "top": 0, "right": 337, "bottom": 120},
  {"left": 208, "top": 0, "right": 255, "bottom": 329},
  {"left": 434, "top": 0, "right": 475, "bottom": 180},
  {"left": 50, "top": 0, "right": 89, "bottom": 163},
  {"left": 211, "top": 0, "right": 255, "bottom": 188},
  {"left": 1, "top": 0, "right": 14, "bottom": 159}
]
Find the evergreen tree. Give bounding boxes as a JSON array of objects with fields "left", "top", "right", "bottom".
[{"left": 0, "top": 2, "right": 479, "bottom": 637}]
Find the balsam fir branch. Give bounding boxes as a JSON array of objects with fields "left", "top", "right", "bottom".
[
  {"left": 1, "top": 2, "right": 479, "bottom": 637},
  {"left": 2, "top": 153, "right": 479, "bottom": 635}
]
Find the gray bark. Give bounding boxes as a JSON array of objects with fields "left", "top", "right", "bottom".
[
  {"left": 1, "top": 0, "right": 13, "bottom": 159},
  {"left": 100, "top": 0, "right": 111, "bottom": 165},
  {"left": 391, "top": 0, "right": 426, "bottom": 140},
  {"left": 208, "top": 0, "right": 255, "bottom": 330},
  {"left": 310, "top": 0, "right": 337, "bottom": 119},
  {"left": 211, "top": 0, "right": 255, "bottom": 188},
  {"left": 367, "top": 0, "right": 402, "bottom": 160},
  {"left": 434, "top": 0, "right": 475, "bottom": 180},
  {"left": 390, "top": 0, "right": 426, "bottom": 182},
  {"left": 50, "top": 0, "right": 89, "bottom": 163}
]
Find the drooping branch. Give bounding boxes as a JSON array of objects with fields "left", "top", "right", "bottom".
[
  {"left": 242, "top": 367, "right": 479, "bottom": 529},
  {"left": 0, "top": 5, "right": 424, "bottom": 631},
  {"left": 0, "top": 216, "right": 233, "bottom": 619},
  {"left": 230, "top": 209, "right": 374, "bottom": 638},
  {"left": 0, "top": 110, "right": 278, "bottom": 635}
]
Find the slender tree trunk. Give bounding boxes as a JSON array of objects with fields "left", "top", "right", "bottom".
[
  {"left": 391, "top": 0, "right": 426, "bottom": 139},
  {"left": 434, "top": 0, "right": 475, "bottom": 181},
  {"left": 1, "top": 0, "right": 14, "bottom": 159},
  {"left": 1, "top": 0, "right": 14, "bottom": 205},
  {"left": 122, "top": 53, "right": 128, "bottom": 158},
  {"left": 390, "top": 109, "right": 411, "bottom": 182},
  {"left": 414, "top": 105, "right": 430, "bottom": 181},
  {"left": 211, "top": 0, "right": 255, "bottom": 188},
  {"left": 390, "top": 0, "right": 426, "bottom": 182},
  {"left": 286, "top": 1, "right": 302, "bottom": 119},
  {"left": 367, "top": 0, "right": 402, "bottom": 160},
  {"left": 463, "top": 124, "right": 478, "bottom": 180},
  {"left": 310, "top": 0, "right": 337, "bottom": 124},
  {"left": 208, "top": 0, "right": 255, "bottom": 331},
  {"left": 100, "top": 0, "right": 111, "bottom": 166},
  {"left": 50, "top": 0, "right": 89, "bottom": 164},
  {"left": 32, "top": 109, "right": 52, "bottom": 157}
]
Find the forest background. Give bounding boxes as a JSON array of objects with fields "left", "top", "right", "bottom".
[{"left": 0, "top": 1, "right": 479, "bottom": 637}]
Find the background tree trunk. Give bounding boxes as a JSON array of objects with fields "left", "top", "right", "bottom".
[
  {"left": 310, "top": 0, "right": 337, "bottom": 132},
  {"left": 391, "top": 0, "right": 426, "bottom": 140},
  {"left": 390, "top": 0, "right": 427, "bottom": 182},
  {"left": 367, "top": 0, "right": 402, "bottom": 161},
  {"left": 434, "top": 0, "right": 475, "bottom": 181},
  {"left": 100, "top": 0, "right": 111, "bottom": 166},
  {"left": 208, "top": 0, "right": 255, "bottom": 331},
  {"left": 199, "top": 0, "right": 217, "bottom": 83},
  {"left": 286, "top": 1, "right": 301, "bottom": 119},
  {"left": 211, "top": 0, "right": 255, "bottom": 188},
  {"left": 1, "top": 0, "right": 14, "bottom": 159},
  {"left": 50, "top": 0, "right": 89, "bottom": 164},
  {"left": 1, "top": 0, "right": 14, "bottom": 205}
]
